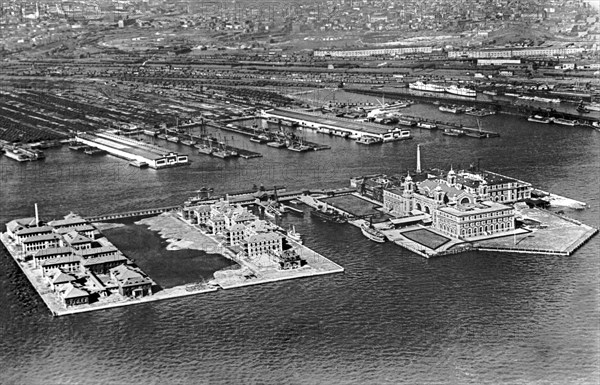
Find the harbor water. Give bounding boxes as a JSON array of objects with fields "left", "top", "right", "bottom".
[{"left": 0, "top": 105, "right": 599, "bottom": 384}]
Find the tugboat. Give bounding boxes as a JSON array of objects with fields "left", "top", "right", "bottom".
[
  {"left": 360, "top": 221, "right": 386, "bottom": 243},
  {"left": 195, "top": 142, "right": 213, "bottom": 155},
  {"left": 286, "top": 225, "right": 303, "bottom": 244},
  {"left": 527, "top": 114, "right": 552, "bottom": 124}
]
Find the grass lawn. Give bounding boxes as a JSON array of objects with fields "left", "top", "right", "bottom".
[{"left": 402, "top": 229, "right": 451, "bottom": 250}]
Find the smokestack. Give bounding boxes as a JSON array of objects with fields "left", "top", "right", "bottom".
[
  {"left": 416, "top": 144, "right": 421, "bottom": 174},
  {"left": 34, "top": 203, "right": 39, "bottom": 226}
]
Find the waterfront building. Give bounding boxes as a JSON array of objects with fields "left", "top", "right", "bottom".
[
  {"left": 61, "top": 284, "right": 90, "bottom": 307},
  {"left": 186, "top": 205, "right": 211, "bottom": 224},
  {"left": 382, "top": 167, "right": 522, "bottom": 241},
  {"left": 206, "top": 214, "right": 227, "bottom": 235},
  {"left": 75, "top": 246, "right": 120, "bottom": 260},
  {"left": 48, "top": 215, "right": 89, "bottom": 231},
  {"left": 434, "top": 201, "right": 515, "bottom": 239},
  {"left": 245, "top": 232, "right": 283, "bottom": 259},
  {"left": 5, "top": 217, "right": 39, "bottom": 239},
  {"left": 13, "top": 225, "right": 54, "bottom": 244},
  {"left": 227, "top": 223, "right": 246, "bottom": 246},
  {"left": 274, "top": 249, "right": 304, "bottom": 270},
  {"left": 33, "top": 247, "right": 74, "bottom": 268},
  {"left": 41, "top": 255, "right": 82, "bottom": 276},
  {"left": 21, "top": 233, "right": 63, "bottom": 254},
  {"left": 82, "top": 254, "right": 128, "bottom": 274},
  {"left": 109, "top": 265, "right": 153, "bottom": 298}
]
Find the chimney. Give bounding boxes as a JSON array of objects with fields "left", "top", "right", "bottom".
[
  {"left": 416, "top": 144, "right": 422, "bottom": 174},
  {"left": 34, "top": 203, "right": 39, "bottom": 226}
]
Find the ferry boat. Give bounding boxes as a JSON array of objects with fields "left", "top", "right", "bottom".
[
  {"left": 552, "top": 117, "right": 576, "bottom": 126},
  {"left": 143, "top": 129, "right": 158, "bottom": 136},
  {"left": 286, "top": 226, "right": 302, "bottom": 244},
  {"left": 250, "top": 134, "right": 269, "bottom": 143},
  {"left": 4, "top": 148, "right": 34, "bottom": 162},
  {"left": 166, "top": 135, "right": 180, "bottom": 143},
  {"left": 266, "top": 140, "right": 286, "bottom": 148},
  {"left": 585, "top": 102, "right": 600, "bottom": 112},
  {"left": 360, "top": 222, "right": 386, "bottom": 243},
  {"left": 442, "top": 128, "right": 465, "bottom": 137},
  {"left": 445, "top": 85, "right": 476, "bottom": 97},
  {"left": 356, "top": 136, "right": 382, "bottom": 145},
  {"left": 397, "top": 118, "right": 417, "bottom": 127},
  {"left": 533, "top": 96, "right": 561, "bottom": 104},
  {"left": 408, "top": 81, "right": 445, "bottom": 93},
  {"left": 527, "top": 115, "right": 552, "bottom": 124},
  {"left": 439, "top": 105, "right": 464, "bottom": 114},
  {"left": 417, "top": 122, "right": 437, "bottom": 129}
]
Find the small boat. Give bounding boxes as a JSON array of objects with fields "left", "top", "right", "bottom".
[
  {"left": 250, "top": 134, "right": 269, "bottom": 143},
  {"left": 68, "top": 141, "right": 87, "bottom": 151},
  {"left": 439, "top": 105, "right": 464, "bottom": 114},
  {"left": 84, "top": 147, "right": 106, "bottom": 155},
  {"left": 397, "top": 118, "right": 417, "bottom": 127},
  {"left": 129, "top": 160, "right": 149, "bottom": 168},
  {"left": 166, "top": 135, "right": 180, "bottom": 143},
  {"left": 360, "top": 222, "right": 386, "bottom": 243},
  {"left": 552, "top": 117, "right": 576, "bottom": 126},
  {"left": 266, "top": 140, "right": 286, "bottom": 148},
  {"left": 356, "top": 136, "right": 382, "bottom": 145},
  {"left": 443, "top": 128, "right": 465, "bottom": 137},
  {"left": 195, "top": 143, "right": 213, "bottom": 155},
  {"left": 527, "top": 115, "right": 552, "bottom": 124},
  {"left": 483, "top": 90, "right": 498, "bottom": 96},
  {"left": 143, "top": 129, "right": 158, "bottom": 136},
  {"left": 417, "top": 122, "right": 437, "bottom": 129},
  {"left": 287, "top": 226, "right": 302, "bottom": 244}
]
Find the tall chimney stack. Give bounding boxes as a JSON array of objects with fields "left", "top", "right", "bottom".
[
  {"left": 34, "top": 203, "right": 39, "bottom": 226},
  {"left": 416, "top": 144, "right": 422, "bottom": 174}
]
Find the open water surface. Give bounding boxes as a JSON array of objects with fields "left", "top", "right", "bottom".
[{"left": 0, "top": 104, "right": 599, "bottom": 384}]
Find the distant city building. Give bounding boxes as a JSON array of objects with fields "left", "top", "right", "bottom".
[
  {"left": 449, "top": 47, "right": 586, "bottom": 59},
  {"left": 314, "top": 46, "right": 433, "bottom": 57}
]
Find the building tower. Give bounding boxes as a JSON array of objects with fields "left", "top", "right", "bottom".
[
  {"left": 402, "top": 173, "right": 414, "bottom": 215},
  {"left": 447, "top": 166, "right": 456, "bottom": 186}
]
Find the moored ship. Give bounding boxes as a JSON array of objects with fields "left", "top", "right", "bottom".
[
  {"left": 527, "top": 115, "right": 551, "bottom": 124},
  {"left": 552, "top": 117, "right": 576, "bottom": 126},
  {"left": 360, "top": 222, "right": 386, "bottom": 243},
  {"left": 409, "top": 81, "right": 446, "bottom": 93},
  {"left": 286, "top": 226, "right": 303, "bottom": 244},
  {"left": 439, "top": 105, "right": 464, "bottom": 114},
  {"left": 445, "top": 85, "right": 476, "bottom": 97},
  {"left": 166, "top": 135, "right": 180, "bottom": 143},
  {"left": 356, "top": 136, "right": 382, "bottom": 145},
  {"left": 417, "top": 122, "right": 438, "bottom": 129},
  {"left": 310, "top": 207, "right": 347, "bottom": 223}
]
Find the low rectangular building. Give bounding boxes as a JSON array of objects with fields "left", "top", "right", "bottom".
[{"left": 22, "top": 233, "right": 63, "bottom": 254}]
